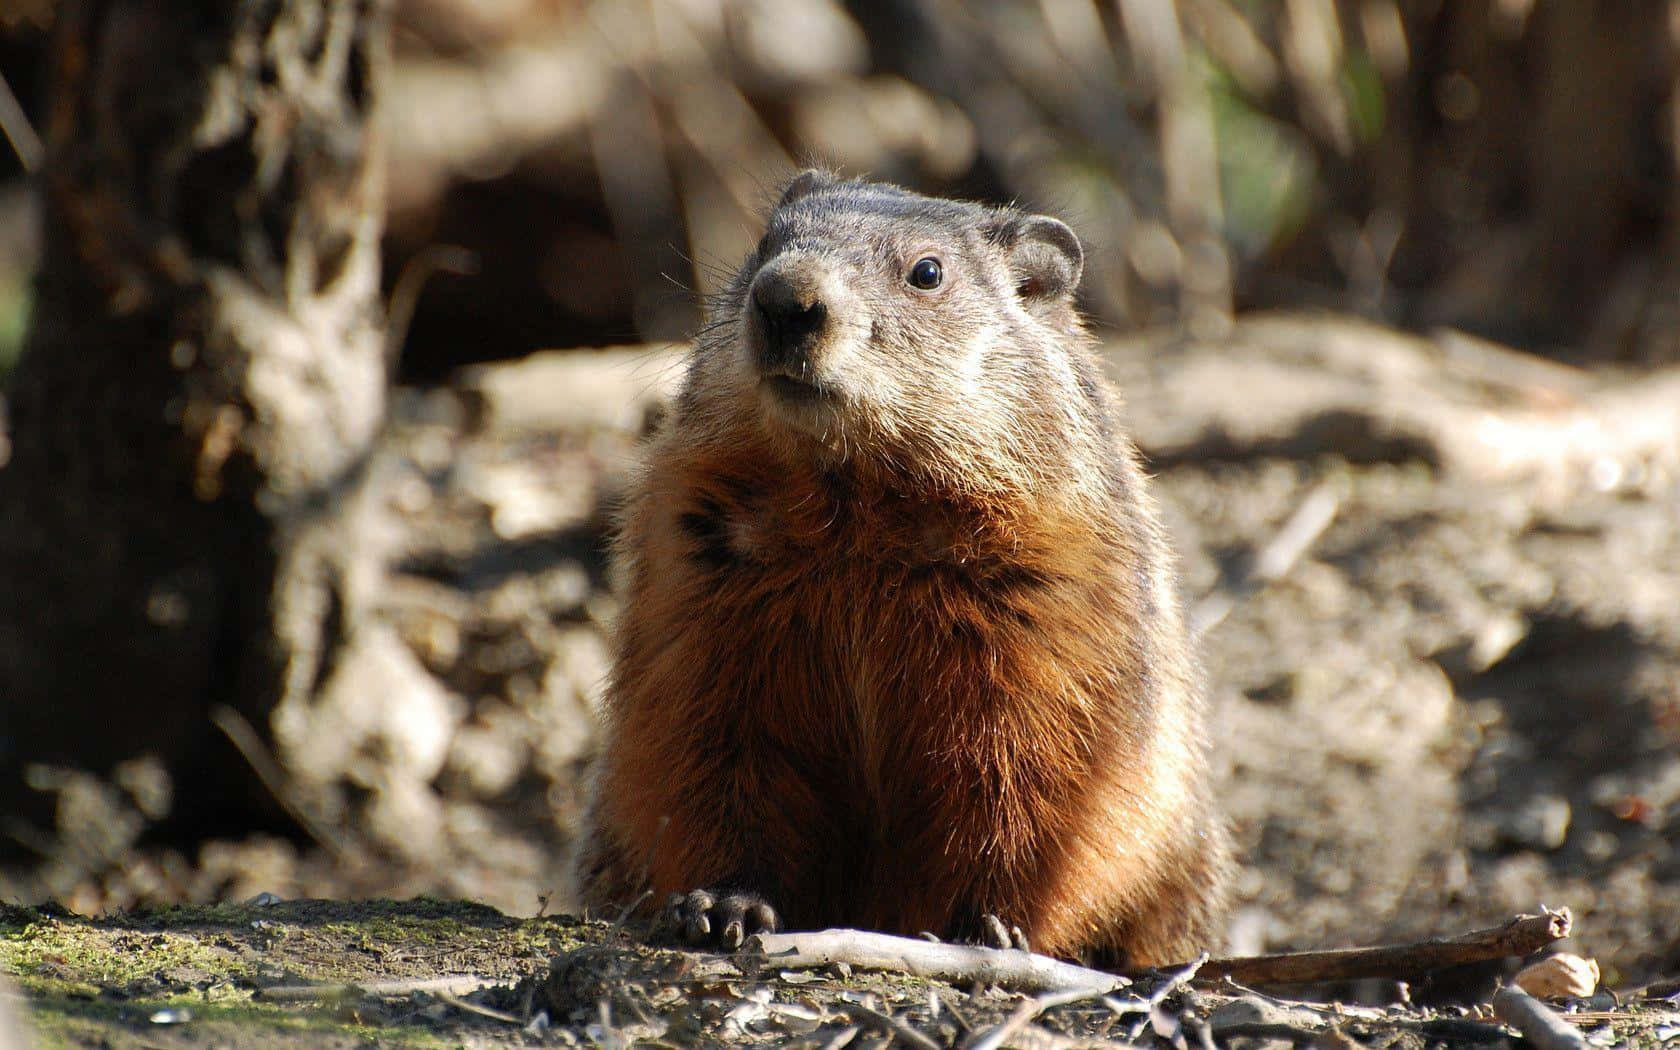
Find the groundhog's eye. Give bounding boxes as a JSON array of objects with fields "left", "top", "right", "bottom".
[{"left": 907, "top": 257, "right": 943, "bottom": 290}]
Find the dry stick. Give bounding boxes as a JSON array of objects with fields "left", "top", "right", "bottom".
[
  {"left": 611, "top": 887, "right": 655, "bottom": 932},
  {"left": 747, "top": 929, "right": 1128, "bottom": 994},
  {"left": 965, "top": 955, "right": 1207, "bottom": 1050},
  {"left": 256, "top": 976, "right": 498, "bottom": 1002},
  {"left": 835, "top": 1001, "right": 942, "bottom": 1050},
  {"left": 964, "top": 987, "right": 1119, "bottom": 1050},
  {"left": 1191, "top": 478, "right": 1342, "bottom": 637},
  {"left": 608, "top": 814, "right": 670, "bottom": 935},
  {"left": 436, "top": 990, "right": 523, "bottom": 1025},
  {"left": 210, "top": 705, "right": 353, "bottom": 863},
  {"left": 0, "top": 70, "right": 42, "bottom": 172},
  {"left": 1122, "top": 954, "right": 1209, "bottom": 1041},
  {"left": 384, "top": 244, "right": 479, "bottom": 366},
  {"left": 1491, "top": 985, "right": 1591, "bottom": 1050},
  {"left": 820, "top": 1026, "right": 862, "bottom": 1050},
  {"left": 1195, "top": 908, "right": 1572, "bottom": 987},
  {"left": 937, "top": 991, "right": 976, "bottom": 1035}
]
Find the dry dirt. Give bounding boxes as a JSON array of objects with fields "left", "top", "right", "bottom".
[{"left": 6, "top": 898, "right": 1679, "bottom": 1048}]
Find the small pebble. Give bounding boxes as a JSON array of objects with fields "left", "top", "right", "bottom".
[
  {"left": 1208, "top": 995, "right": 1324, "bottom": 1033},
  {"left": 1496, "top": 794, "right": 1572, "bottom": 852}
]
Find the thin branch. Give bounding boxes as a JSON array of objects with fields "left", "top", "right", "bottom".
[
  {"left": 936, "top": 990, "right": 975, "bottom": 1034},
  {"left": 835, "top": 1000, "right": 942, "bottom": 1050},
  {"left": 210, "top": 705, "right": 352, "bottom": 863},
  {"left": 746, "top": 928, "right": 1128, "bottom": 994},
  {"left": 1122, "top": 954, "right": 1208, "bottom": 1040},
  {"left": 384, "top": 244, "right": 479, "bottom": 366},
  {"left": 1491, "top": 985, "right": 1590, "bottom": 1050},
  {"left": 1193, "top": 477, "right": 1341, "bottom": 636},
  {"left": 605, "top": 813, "right": 668, "bottom": 935},
  {"left": 961, "top": 955, "right": 1209, "bottom": 1050},
  {"left": 437, "top": 990, "right": 522, "bottom": 1024},
  {"left": 611, "top": 887, "right": 654, "bottom": 933},
  {"left": 1194, "top": 908, "right": 1571, "bottom": 986},
  {"left": 964, "top": 987, "right": 1117, "bottom": 1050},
  {"left": 255, "top": 976, "right": 499, "bottom": 1002},
  {"left": 0, "top": 69, "right": 42, "bottom": 172},
  {"left": 819, "top": 1026, "right": 861, "bottom": 1050}
]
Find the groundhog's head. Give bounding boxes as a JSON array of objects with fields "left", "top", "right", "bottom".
[{"left": 685, "top": 171, "right": 1107, "bottom": 494}]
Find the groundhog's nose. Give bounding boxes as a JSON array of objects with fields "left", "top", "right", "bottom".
[{"left": 750, "top": 267, "right": 829, "bottom": 376}]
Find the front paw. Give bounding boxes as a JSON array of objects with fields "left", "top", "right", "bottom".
[{"left": 664, "top": 888, "right": 780, "bottom": 950}]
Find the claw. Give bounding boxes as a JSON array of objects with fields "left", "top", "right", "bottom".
[
  {"left": 721, "top": 919, "right": 745, "bottom": 950},
  {"left": 664, "top": 887, "right": 780, "bottom": 949}
]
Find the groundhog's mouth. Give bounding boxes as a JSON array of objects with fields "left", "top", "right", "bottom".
[{"left": 761, "top": 374, "right": 829, "bottom": 405}]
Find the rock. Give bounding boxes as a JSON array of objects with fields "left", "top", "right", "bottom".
[
  {"left": 1514, "top": 953, "right": 1600, "bottom": 999},
  {"left": 1496, "top": 795, "right": 1574, "bottom": 852},
  {"left": 1208, "top": 995, "right": 1325, "bottom": 1034},
  {"left": 459, "top": 346, "right": 683, "bottom": 435}
]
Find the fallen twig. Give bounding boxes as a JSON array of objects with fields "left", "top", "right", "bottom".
[
  {"left": 964, "top": 987, "right": 1115, "bottom": 1050},
  {"left": 436, "top": 990, "right": 523, "bottom": 1024},
  {"left": 384, "top": 244, "right": 479, "bottom": 366},
  {"left": 820, "top": 1025, "right": 861, "bottom": 1050},
  {"left": 0, "top": 69, "right": 41, "bottom": 172},
  {"left": 1491, "top": 985, "right": 1590, "bottom": 1050},
  {"left": 964, "top": 954, "right": 1206, "bottom": 1050},
  {"left": 255, "top": 976, "right": 498, "bottom": 1002},
  {"left": 1122, "top": 954, "right": 1208, "bottom": 1040},
  {"left": 611, "top": 888, "right": 654, "bottom": 933},
  {"left": 836, "top": 1000, "right": 942, "bottom": 1050},
  {"left": 1192, "top": 478, "right": 1342, "bottom": 636},
  {"left": 1194, "top": 908, "right": 1571, "bottom": 986},
  {"left": 211, "top": 705, "right": 353, "bottom": 863},
  {"left": 746, "top": 928, "right": 1128, "bottom": 994},
  {"left": 936, "top": 990, "right": 975, "bottom": 1034}
]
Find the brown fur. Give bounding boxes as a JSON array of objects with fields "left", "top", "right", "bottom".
[{"left": 578, "top": 172, "right": 1229, "bottom": 966}]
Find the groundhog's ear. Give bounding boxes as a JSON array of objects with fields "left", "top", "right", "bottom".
[
  {"left": 778, "top": 169, "right": 834, "bottom": 207},
  {"left": 1000, "top": 215, "right": 1083, "bottom": 303}
]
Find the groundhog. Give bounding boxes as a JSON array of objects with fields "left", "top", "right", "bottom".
[{"left": 578, "top": 171, "right": 1230, "bottom": 968}]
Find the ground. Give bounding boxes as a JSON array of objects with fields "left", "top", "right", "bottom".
[
  {"left": 3, "top": 312, "right": 1679, "bottom": 1046},
  {"left": 6, "top": 899, "right": 1680, "bottom": 1048}
]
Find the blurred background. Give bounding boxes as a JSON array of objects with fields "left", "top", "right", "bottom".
[
  {"left": 8, "top": 0, "right": 1680, "bottom": 380},
  {"left": 1, "top": 0, "right": 1677, "bottom": 992}
]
